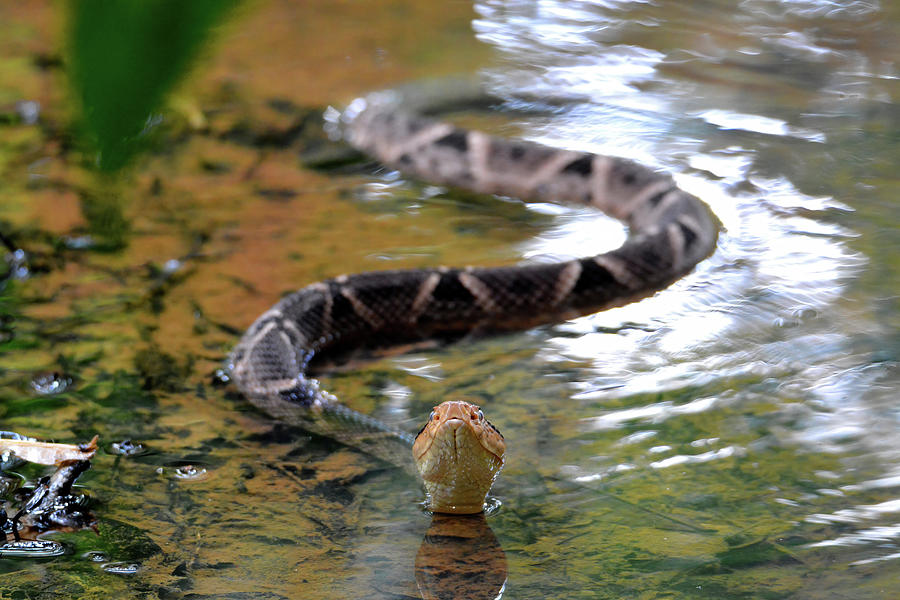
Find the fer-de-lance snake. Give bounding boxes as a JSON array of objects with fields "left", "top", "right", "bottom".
[{"left": 227, "top": 81, "right": 719, "bottom": 513}]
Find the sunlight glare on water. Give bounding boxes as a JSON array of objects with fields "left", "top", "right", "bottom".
[
  {"left": 475, "top": 0, "right": 867, "bottom": 390},
  {"left": 470, "top": 0, "right": 900, "bottom": 586}
]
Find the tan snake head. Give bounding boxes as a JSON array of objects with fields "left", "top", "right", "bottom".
[{"left": 412, "top": 400, "right": 505, "bottom": 514}]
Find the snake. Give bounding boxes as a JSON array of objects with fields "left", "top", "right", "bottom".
[{"left": 227, "top": 81, "right": 719, "bottom": 513}]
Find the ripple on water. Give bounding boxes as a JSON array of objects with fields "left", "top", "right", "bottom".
[
  {"left": 465, "top": 3, "right": 900, "bottom": 587},
  {"left": 649, "top": 445, "right": 744, "bottom": 470},
  {"left": 805, "top": 497, "right": 900, "bottom": 565},
  {"left": 695, "top": 109, "right": 827, "bottom": 142}
]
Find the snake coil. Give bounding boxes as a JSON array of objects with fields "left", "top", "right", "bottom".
[{"left": 227, "top": 82, "right": 719, "bottom": 472}]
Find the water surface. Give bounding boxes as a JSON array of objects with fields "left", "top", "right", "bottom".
[{"left": 1, "top": 0, "right": 899, "bottom": 598}]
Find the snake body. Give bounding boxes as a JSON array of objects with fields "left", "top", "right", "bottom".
[{"left": 227, "top": 83, "right": 718, "bottom": 488}]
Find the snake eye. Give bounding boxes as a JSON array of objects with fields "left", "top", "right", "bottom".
[
  {"left": 430, "top": 411, "right": 437, "bottom": 421},
  {"left": 477, "top": 410, "right": 484, "bottom": 421}
]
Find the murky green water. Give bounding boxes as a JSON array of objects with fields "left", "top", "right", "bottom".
[{"left": 2, "top": 0, "right": 899, "bottom": 598}]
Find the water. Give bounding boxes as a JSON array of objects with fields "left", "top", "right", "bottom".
[{"left": 1, "top": 0, "right": 899, "bottom": 598}]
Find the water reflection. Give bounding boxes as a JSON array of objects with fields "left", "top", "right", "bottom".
[{"left": 415, "top": 513, "right": 507, "bottom": 600}]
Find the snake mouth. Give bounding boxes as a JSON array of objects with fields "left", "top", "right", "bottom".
[
  {"left": 445, "top": 418, "right": 465, "bottom": 458},
  {"left": 414, "top": 418, "right": 465, "bottom": 461},
  {"left": 415, "top": 417, "right": 503, "bottom": 464}
]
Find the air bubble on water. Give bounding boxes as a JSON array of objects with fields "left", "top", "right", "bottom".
[
  {"left": 172, "top": 464, "right": 209, "bottom": 481},
  {"left": 84, "top": 550, "right": 109, "bottom": 562},
  {"left": 30, "top": 372, "right": 73, "bottom": 395},
  {"left": 110, "top": 440, "right": 146, "bottom": 456},
  {"left": 0, "top": 539, "right": 66, "bottom": 558},
  {"left": 102, "top": 561, "right": 141, "bottom": 575}
]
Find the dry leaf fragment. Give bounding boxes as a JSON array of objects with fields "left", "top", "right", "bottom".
[{"left": 0, "top": 435, "right": 98, "bottom": 466}]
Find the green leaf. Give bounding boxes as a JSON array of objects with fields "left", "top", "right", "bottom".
[{"left": 66, "top": 0, "right": 243, "bottom": 171}]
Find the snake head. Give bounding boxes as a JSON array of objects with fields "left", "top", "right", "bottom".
[{"left": 412, "top": 400, "right": 505, "bottom": 514}]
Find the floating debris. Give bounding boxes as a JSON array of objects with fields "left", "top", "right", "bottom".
[
  {"left": 1, "top": 433, "right": 97, "bottom": 543},
  {"left": 30, "top": 372, "right": 74, "bottom": 395},
  {"left": 0, "top": 435, "right": 97, "bottom": 466},
  {"left": 10, "top": 460, "right": 93, "bottom": 531},
  {"left": 0, "top": 432, "right": 29, "bottom": 470},
  {"left": 0, "top": 538, "right": 65, "bottom": 558}
]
